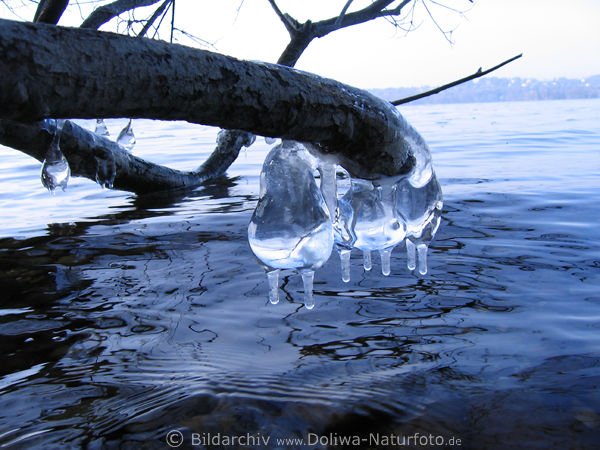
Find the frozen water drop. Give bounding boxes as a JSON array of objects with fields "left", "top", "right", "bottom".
[
  {"left": 264, "top": 136, "right": 276, "bottom": 145},
  {"left": 417, "top": 243, "right": 428, "bottom": 275},
  {"left": 379, "top": 248, "right": 392, "bottom": 276},
  {"left": 117, "top": 119, "right": 136, "bottom": 151},
  {"left": 339, "top": 248, "right": 351, "bottom": 283},
  {"left": 363, "top": 250, "right": 372, "bottom": 271},
  {"left": 248, "top": 142, "right": 333, "bottom": 306},
  {"left": 406, "top": 239, "right": 416, "bottom": 271},
  {"left": 301, "top": 270, "right": 315, "bottom": 310},
  {"left": 40, "top": 125, "right": 70, "bottom": 194},
  {"left": 267, "top": 270, "right": 279, "bottom": 305},
  {"left": 94, "top": 118, "right": 109, "bottom": 136},
  {"left": 341, "top": 178, "right": 405, "bottom": 272}
]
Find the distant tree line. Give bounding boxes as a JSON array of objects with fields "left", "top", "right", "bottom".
[{"left": 372, "top": 75, "right": 600, "bottom": 105}]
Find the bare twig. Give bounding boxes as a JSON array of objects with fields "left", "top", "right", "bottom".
[
  {"left": 137, "top": 0, "right": 171, "bottom": 38},
  {"left": 391, "top": 53, "right": 523, "bottom": 106},
  {"left": 379, "top": 0, "right": 412, "bottom": 17},
  {"left": 266, "top": 0, "right": 298, "bottom": 35},
  {"left": 334, "top": 0, "right": 354, "bottom": 27},
  {"left": 421, "top": 0, "right": 452, "bottom": 43},
  {"left": 80, "top": 0, "right": 163, "bottom": 29}
]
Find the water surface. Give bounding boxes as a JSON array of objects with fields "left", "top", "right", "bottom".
[{"left": 0, "top": 99, "right": 599, "bottom": 448}]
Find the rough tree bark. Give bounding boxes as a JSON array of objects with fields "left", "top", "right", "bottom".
[{"left": 0, "top": 19, "right": 424, "bottom": 181}]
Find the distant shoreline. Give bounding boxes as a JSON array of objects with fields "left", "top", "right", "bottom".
[{"left": 370, "top": 75, "right": 600, "bottom": 105}]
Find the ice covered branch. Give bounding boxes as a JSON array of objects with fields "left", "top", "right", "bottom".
[
  {"left": 0, "top": 119, "right": 240, "bottom": 192},
  {"left": 0, "top": 19, "right": 419, "bottom": 180}
]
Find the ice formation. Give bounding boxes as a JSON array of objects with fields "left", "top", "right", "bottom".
[
  {"left": 116, "top": 119, "right": 136, "bottom": 151},
  {"left": 249, "top": 134, "right": 443, "bottom": 308},
  {"left": 94, "top": 119, "right": 109, "bottom": 136},
  {"left": 395, "top": 174, "right": 443, "bottom": 275},
  {"left": 93, "top": 144, "right": 117, "bottom": 189},
  {"left": 40, "top": 120, "right": 70, "bottom": 194},
  {"left": 248, "top": 142, "right": 333, "bottom": 309}
]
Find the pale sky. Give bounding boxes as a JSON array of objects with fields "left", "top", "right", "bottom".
[{"left": 2, "top": 0, "right": 600, "bottom": 88}]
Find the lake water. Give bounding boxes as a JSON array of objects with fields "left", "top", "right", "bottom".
[{"left": 0, "top": 99, "right": 599, "bottom": 448}]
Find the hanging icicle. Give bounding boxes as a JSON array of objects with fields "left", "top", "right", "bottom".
[
  {"left": 248, "top": 141, "right": 333, "bottom": 309},
  {"left": 116, "top": 119, "right": 136, "bottom": 151},
  {"left": 40, "top": 120, "right": 70, "bottom": 195}
]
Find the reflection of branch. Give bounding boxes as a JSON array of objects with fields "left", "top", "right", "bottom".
[{"left": 391, "top": 53, "right": 523, "bottom": 106}]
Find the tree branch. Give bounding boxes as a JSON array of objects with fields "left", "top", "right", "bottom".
[
  {"left": 334, "top": 0, "right": 354, "bottom": 27},
  {"left": 266, "top": 0, "right": 299, "bottom": 36},
  {"left": 137, "top": 0, "right": 172, "bottom": 39},
  {"left": 33, "top": 0, "right": 69, "bottom": 24},
  {"left": 379, "top": 0, "right": 413, "bottom": 17},
  {"left": 0, "top": 119, "right": 230, "bottom": 193},
  {"left": 0, "top": 19, "right": 420, "bottom": 181},
  {"left": 391, "top": 53, "right": 523, "bottom": 105},
  {"left": 80, "top": 0, "right": 164, "bottom": 29},
  {"left": 312, "top": 0, "right": 397, "bottom": 37}
]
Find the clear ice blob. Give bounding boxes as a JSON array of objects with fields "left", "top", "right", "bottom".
[
  {"left": 248, "top": 141, "right": 333, "bottom": 308},
  {"left": 116, "top": 119, "right": 136, "bottom": 151},
  {"left": 94, "top": 118, "right": 109, "bottom": 136},
  {"left": 264, "top": 136, "right": 277, "bottom": 145},
  {"left": 340, "top": 178, "right": 406, "bottom": 276},
  {"left": 396, "top": 173, "right": 443, "bottom": 275},
  {"left": 40, "top": 121, "right": 70, "bottom": 194}
]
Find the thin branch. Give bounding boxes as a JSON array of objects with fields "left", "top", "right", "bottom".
[
  {"left": 137, "top": 0, "right": 171, "bottom": 39},
  {"left": 169, "top": 0, "right": 174, "bottom": 43},
  {"left": 391, "top": 53, "right": 523, "bottom": 106},
  {"left": 379, "top": 0, "right": 412, "bottom": 17},
  {"left": 421, "top": 0, "right": 452, "bottom": 43},
  {"left": 334, "top": 0, "right": 354, "bottom": 27},
  {"left": 313, "top": 0, "right": 399, "bottom": 38},
  {"left": 266, "top": 0, "right": 298, "bottom": 35},
  {"left": 80, "top": 0, "right": 163, "bottom": 29},
  {"left": 33, "top": 0, "right": 69, "bottom": 24}
]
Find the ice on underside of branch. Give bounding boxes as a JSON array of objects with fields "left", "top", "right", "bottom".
[
  {"left": 40, "top": 119, "right": 70, "bottom": 194},
  {"left": 116, "top": 119, "right": 136, "bottom": 152},
  {"left": 248, "top": 139, "right": 443, "bottom": 309}
]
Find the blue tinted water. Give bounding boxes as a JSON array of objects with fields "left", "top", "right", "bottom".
[{"left": 0, "top": 99, "right": 599, "bottom": 448}]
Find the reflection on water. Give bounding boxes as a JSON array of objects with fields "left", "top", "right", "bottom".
[{"left": 0, "top": 100, "right": 599, "bottom": 448}]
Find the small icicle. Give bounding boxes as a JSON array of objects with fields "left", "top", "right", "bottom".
[
  {"left": 94, "top": 119, "right": 109, "bottom": 136},
  {"left": 339, "top": 248, "right": 351, "bottom": 283},
  {"left": 116, "top": 119, "right": 136, "bottom": 151},
  {"left": 417, "top": 243, "right": 429, "bottom": 275},
  {"left": 363, "top": 250, "right": 372, "bottom": 271},
  {"left": 40, "top": 121, "right": 70, "bottom": 194},
  {"left": 301, "top": 270, "right": 315, "bottom": 310},
  {"left": 406, "top": 239, "right": 416, "bottom": 271},
  {"left": 379, "top": 248, "right": 392, "bottom": 276},
  {"left": 267, "top": 270, "right": 279, "bottom": 305}
]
